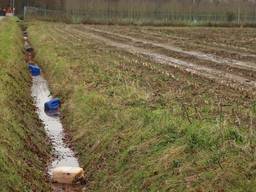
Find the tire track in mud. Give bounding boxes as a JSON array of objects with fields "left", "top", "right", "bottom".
[
  {"left": 81, "top": 26, "right": 256, "bottom": 72},
  {"left": 93, "top": 27, "right": 256, "bottom": 58},
  {"left": 53, "top": 25, "right": 256, "bottom": 91},
  {"left": 97, "top": 33, "right": 256, "bottom": 80},
  {"left": 122, "top": 29, "right": 256, "bottom": 58},
  {"left": 139, "top": 28, "right": 256, "bottom": 56}
]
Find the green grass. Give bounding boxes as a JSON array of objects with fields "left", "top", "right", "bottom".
[
  {"left": 28, "top": 21, "right": 256, "bottom": 192},
  {"left": 0, "top": 18, "right": 51, "bottom": 191}
]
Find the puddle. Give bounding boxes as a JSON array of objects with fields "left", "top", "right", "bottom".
[{"left": 31, "top": 76, "right": 82, "bottom": 191}]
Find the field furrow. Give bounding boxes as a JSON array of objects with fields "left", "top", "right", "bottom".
[{"left": 53, "top": 24, "right": 256, "bottom": 91}]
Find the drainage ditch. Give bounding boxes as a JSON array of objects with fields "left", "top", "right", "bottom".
[{"left": 22, "top": 28, "right": 85, "bottom": 192}]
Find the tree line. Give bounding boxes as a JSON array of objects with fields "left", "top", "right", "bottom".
[
  {"left": 1, "top": 0, "right": 256, "bottom": 16},
  {"left": 63, "top": 0, "right": 256, "bottom": 15}
]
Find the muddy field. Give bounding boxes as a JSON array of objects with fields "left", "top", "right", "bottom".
[
  {"left": 48, "top": 24, "right": 256, "bottom": 92},
  {"left": 28, "top": 22, "right": 256, "bottom": 192},
  {"left": 80, "top": 25, "right": 256, "bottom": 89}
]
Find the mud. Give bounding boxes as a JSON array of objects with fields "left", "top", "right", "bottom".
[
  {"left": 83, "top": 27, "right": 256, "bottom": 72},
  {"left": 54, "top": 26, "right": 256, "bottom": 91},
  {"left": 89, "top": 26, "right": 256, "bottom": 59}
]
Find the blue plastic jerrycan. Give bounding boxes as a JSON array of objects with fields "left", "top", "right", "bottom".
[
  {"left": 44, "top": 98, "right": 61, "bottom": 116},
  {"left": 28, "top": 64, "right": 41, "bottom": 76}
]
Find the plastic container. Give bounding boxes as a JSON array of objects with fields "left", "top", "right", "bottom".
[
  {"left": 44, "top": 98, "right": 61, "bottom": 116},
  {"left": 28, "top": 64, "right": 41, "bottom": 76},
  {"left": 52, "top": 167, "right": 85, "bottom": 184}
]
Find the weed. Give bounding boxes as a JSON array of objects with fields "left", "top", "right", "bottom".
[
  {"left": 0, "top": 18, "right": 50, "bottom": 191},
  {"left": 28, "top": 21, "right": 256, "bottom": 192}
]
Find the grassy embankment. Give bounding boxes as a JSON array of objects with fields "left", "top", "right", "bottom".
[
  {"left": 29, "top": 21, "right": 256, "bottom": 192},
  {"left": 0, "top": 18, "right": 50, "bottom": 191}
]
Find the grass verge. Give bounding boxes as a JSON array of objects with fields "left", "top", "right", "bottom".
[
  {"left": 0, "top": 18, "right": 51, "bottom": 191},
  {"left": 28, "top": 21, "right": 256, "bottom": 192}
]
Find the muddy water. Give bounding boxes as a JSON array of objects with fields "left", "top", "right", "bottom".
[{"left": 31, "top": 76, "right": 82, "bottom": 191}]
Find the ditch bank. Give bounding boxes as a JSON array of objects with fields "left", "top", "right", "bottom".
[
  {"left": 27, "top": 21, "right": 256, "bottom": 192},
  {"left": 0, "top": 18, "right": 51, "bottom": 191}
]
